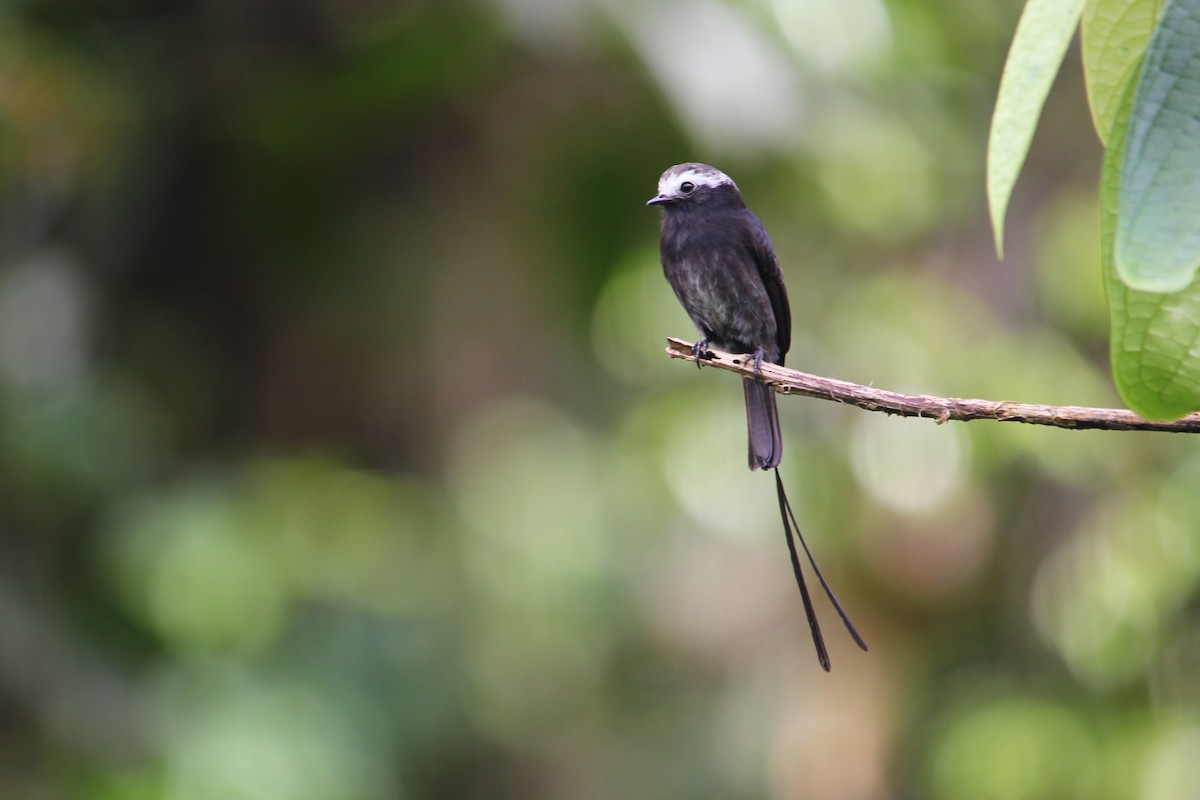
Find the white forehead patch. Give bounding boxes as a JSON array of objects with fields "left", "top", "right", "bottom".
[{"left": 657, "top": 163, "right": 735, "bottom": 196}]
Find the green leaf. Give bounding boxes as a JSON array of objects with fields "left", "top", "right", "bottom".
[
  {"left": 1103, "top": 66, "right": 1200, "bottom": 418},
  {"left": 1115, "top": 0, "right": 1200, "bottom": 291},
  {"left": 1081, "top": 0, "right": 1163, "bottom": 145},
  {"left": 988, "top": 0, "right": 1088, "bottom": 258}
]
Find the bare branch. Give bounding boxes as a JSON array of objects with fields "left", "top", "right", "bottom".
[{"left": 665, "top": 338, "right": 1200, "bottom": 433}]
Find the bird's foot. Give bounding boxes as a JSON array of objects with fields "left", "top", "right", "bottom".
[
  {"left": 748, "top": 349, "right": 765, "bottom": 375},
  {"left": 692, "top": 339, "right": 712, "bottom": 369}
]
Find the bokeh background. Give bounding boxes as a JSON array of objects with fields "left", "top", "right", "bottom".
[{"left": 3, "top": 0, "right": 1200, "bottom": 798}]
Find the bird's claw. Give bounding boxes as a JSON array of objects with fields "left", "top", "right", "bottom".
[
  {"left": 693, "top": 339, "right": 712, "bottom": 369},
  {"left": 748, "top": 349, "right": 764, "bottom": 375}
]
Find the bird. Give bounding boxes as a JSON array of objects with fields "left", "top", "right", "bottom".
[{"left": 648, "top": 162, "right": 867, "bottom": 670}]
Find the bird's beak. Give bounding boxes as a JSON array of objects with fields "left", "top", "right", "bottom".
[{"left": 647, "top": 194, "right": 668, "bottom": 206}]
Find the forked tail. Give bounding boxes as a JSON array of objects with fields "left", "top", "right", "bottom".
[{"left": 773, "top": 468, "right": 868, "bottom": 671}]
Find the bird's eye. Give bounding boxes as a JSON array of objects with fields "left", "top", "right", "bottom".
[{"left": 680, "top": 181, "right": 695, "bottom": 194}]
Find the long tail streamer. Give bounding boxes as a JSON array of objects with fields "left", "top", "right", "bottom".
[{"left": 773, "top": 468, "right": 869, "bottom": 670}]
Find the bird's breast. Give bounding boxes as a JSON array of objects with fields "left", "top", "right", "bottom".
[{"left": 659, "top": 217, "right": 776, "bottom": 356}]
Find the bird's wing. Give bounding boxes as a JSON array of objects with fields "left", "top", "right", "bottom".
[{"left": 745, "top": 212, "right": 791, "bottom": 364}]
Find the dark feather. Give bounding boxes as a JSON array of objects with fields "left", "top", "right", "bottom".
[{"left": 743, "top": 377, "right": 782, "bottom": 470}]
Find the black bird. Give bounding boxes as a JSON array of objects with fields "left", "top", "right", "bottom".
[{"left": 648, "top": 162, "right": 867, "bottom": 670}]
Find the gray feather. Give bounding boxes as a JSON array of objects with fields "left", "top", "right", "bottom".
[{"left": 743, "top": 377, "right": 782, "bottom": 470}]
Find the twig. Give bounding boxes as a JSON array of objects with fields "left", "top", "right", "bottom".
[{"left": 665, "top": 338, "right": 1200, "bottom": 433}]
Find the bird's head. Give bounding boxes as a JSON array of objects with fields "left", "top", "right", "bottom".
[{"left": 646, "top": 163, "right": 740, "bottom": 208}]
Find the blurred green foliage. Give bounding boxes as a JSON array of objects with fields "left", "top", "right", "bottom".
[{"left": 1, "top": 0, "right": 1198, "bottom": 798}]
